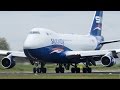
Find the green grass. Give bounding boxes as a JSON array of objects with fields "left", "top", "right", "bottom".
[
  {"left": 0, "top": 63, "right": 57, "bottom": 72},
  {"left": 0, "top": 74, "right": 119, "bottom": 79},
  {"left": 0, "top": 63, "right": 33, "bottom": 72}
]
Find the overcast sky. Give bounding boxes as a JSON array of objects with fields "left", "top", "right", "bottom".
[{"left": 0, "top": 11, "right": 120, "bottom": 51}]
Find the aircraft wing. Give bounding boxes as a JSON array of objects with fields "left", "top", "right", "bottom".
[
  {"left": 65, "top": 49, "right": 120, "bottom": 58},
  {"left": 0, "top": 50, "right": 26, "bottom": 58}
]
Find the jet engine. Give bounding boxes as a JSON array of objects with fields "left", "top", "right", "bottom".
[
  {"left": 101, "top": 52, "right": 116, "bottom": 67},
  {"left": 1, "top": 54, "right": 16, "bottom": 69}
]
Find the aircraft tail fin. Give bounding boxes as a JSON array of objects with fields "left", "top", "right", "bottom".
[{"left": 90, "top": 11, "right": 103, "bottom": 36}]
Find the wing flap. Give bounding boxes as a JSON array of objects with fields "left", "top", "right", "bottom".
[{"left": 65, "top": 49, "right": 120, "bottom": 57}]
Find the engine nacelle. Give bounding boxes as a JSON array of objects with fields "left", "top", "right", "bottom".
[
  {"left": 101, "top": 52, "right": 116, "bottom": 67},
  {"left": 1, "top": 54, "right": 16, "bottom": 69}
]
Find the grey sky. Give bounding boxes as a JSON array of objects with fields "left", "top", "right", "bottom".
[{"left": 0, "top": 11, "right": 120, "bottom": 51}]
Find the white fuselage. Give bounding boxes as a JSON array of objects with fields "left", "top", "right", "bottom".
[{"left": 23, "top": 28, "right": 98, "bottom": 51}]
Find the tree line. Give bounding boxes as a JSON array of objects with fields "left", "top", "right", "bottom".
[
  {"left": 0, "top": 37, "right": 29, "bottom": 63},
  {"left": 0, "top": 37, "right": 10, "bottom": 50}
]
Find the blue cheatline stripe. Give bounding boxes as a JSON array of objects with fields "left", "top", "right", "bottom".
[{"left": 23, "top": 45, "right": 81, "bottom": 63}]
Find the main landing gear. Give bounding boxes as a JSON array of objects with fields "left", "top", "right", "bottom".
[
  {"left": 32, "top": 61, "right": 92, "bottom": 73},
  {"left": 71, "top": 64, "right": 80, "bottom": 73},
  {"left": 82, "top": 61, "right": 92, "bottom": 73},
  {"left": 55, "top": 63, "right": 80, "bottom": 73},
  {"left": 70, "top": 63, "right": 92, "bottom": 73},
  {"left": 54, "top": 62, "right": 92, "bottom": 73},
  {"left": 33, "top": 62, "right": 47, "bottom": 73},
  {"left": 82, "top": 67, "right": 92, "bottom": 73},
  {"left": 55, "top": 64, "right": 65, "bottom": 73}
]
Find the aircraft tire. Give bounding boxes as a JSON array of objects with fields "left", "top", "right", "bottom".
[
  {"left": 71, "top": 68, "right": 75, "bottom": 73},
  {"left": 37, "top": 68, "right": 41, "bottom": 73},
  {"left": 87, "top": 68, "right": 92, "bottom": 73},
  {"left": 41, "top": 68, "right": 47, "bottom": 73},
  {"left": 60, "top": 68, "right": 64, "bottom": 73},
  {"left": 83, "top": 68, "right": 87, "bottom": 73},
  {"left": 76, "top": 68, "right": 80, "bottom": 73},
  {"left": 33, "top": 67, "right": 37, "bottom": 73},
  {"left": 55, "top": 68, "right": 59, "bottom": 73}
]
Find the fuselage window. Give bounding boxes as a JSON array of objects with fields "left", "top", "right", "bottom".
[{"left": 30, "top": 31, "right": 40, "bottom": 34}]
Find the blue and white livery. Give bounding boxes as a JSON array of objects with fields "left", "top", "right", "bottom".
[{"left": 0, "top": 11, "right": 120, "bottom": 73}]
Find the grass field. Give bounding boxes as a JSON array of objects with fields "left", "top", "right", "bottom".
[
  {"left": 0, "top": 63, "right": 120, "bottom": 79},
  {"left": 0, "top": 74, "right": 119, "bottom": 79}
]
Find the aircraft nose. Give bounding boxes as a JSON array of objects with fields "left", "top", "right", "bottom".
[
  {"left": 23, "top": 35, "right": 35, "bottom": 49},
  {"left": 23, "top": 34, "right": 41, "bottom": 49},
  {"left": 23, "top": 39, "right": 33, "bottom": 49}
]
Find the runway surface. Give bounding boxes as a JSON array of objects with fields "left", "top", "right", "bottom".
[{"left": 0, "top": 71, "right": 119, "bottom": 75}]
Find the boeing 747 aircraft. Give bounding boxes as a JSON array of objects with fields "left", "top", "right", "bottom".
[{"left": 0, "top": 11, "right": 120, "bottom": 73}]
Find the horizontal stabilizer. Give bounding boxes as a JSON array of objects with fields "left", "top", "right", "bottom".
[
  {"left": 100, "top": 40, "right": 120, "bottom": 45},
  {"left": 65, "top": 49, "right": 120, "bottom": 57}
]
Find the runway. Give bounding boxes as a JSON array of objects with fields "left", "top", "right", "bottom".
[
  {"left": 0, "top": 71, "right": 119, "bottom": 75},
  {"left": 0, "top": 71, "right": 119, "bottom": 79}
]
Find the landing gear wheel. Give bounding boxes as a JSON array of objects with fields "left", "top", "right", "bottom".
[
  {"left": 83, "top": 68, "right": 87, "bottom": 73},
  {"left": 37, "top": 68, "right": 41, "bottom": 73},
  {"left": 55, "top": 68, "right": 64, "bottom": 73},
  {"left": 33, "top": 61, "right": 47, "bottom": 73},
  {"left": 71, "top": 68, "right": 75, "bottom": 73},
  {"left": 76, "top": 68, "right": 80, "bottom": 73},
  {"left": 87, "top": 68, "right": 92, "bottom": 73},
  {"left": 55, "top": 68, "right": 59, "bottom": 73},
  {"left": 41, "top": 68, "right": 47, "bottom": 73},
  {"left": 60, "top": 68, "right": 64, "bottom": 73},
  {"left": 33, "top": 67, "right": 37, "bottom": 73},
  {"left": 82, "top": 67, "right": 92, "bottom": 73},
  {"left": 71, "top": 68, "right": 80, "bottom": 73},
  {"left": 55, "top": 64, "right": 65, "bottom": 73}
]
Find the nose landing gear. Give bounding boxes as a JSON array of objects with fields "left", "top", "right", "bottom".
[{"left": 33, "top": 62, "right": 47, "bottom": 73}]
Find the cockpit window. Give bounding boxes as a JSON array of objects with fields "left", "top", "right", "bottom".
[
  {"left": 30, "top": 31, "right": 40, "bottom": 34},
  {"left": 46, "top": 32, "right": 52, "bottom": 35}
]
